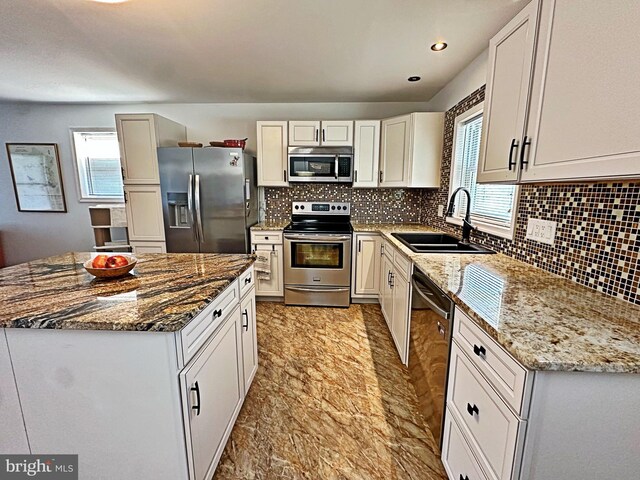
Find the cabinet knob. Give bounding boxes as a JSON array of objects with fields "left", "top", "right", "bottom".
[
  {"left": 460, "top": 475, "right": 470, "bottom": 480},
  {"left": 245, "top": 276, "right": 252, "bottom": 285},
  {"left": 473, "top": 344, "right": 486, "bottom": 357},
  {"left": 467, "top": 403, "right": 479, "bottom": 416},
  {"left": 212, "top": 309, "right": 222, "bottom": 319}
]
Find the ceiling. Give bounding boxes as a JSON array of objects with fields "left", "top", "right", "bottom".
[{"left": 0, "top": 0, "right": 526, "bottom": 103}]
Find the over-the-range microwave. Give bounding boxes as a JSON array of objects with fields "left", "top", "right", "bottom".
[{"left": 287, "top": 146, "right": 353, "bottom": 183}]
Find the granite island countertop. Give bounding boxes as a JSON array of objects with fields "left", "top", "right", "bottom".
[
  {"left": 0, "top": 252, "right": 254, "bottom": 332},
  {"left": 251, "top": 220, "right": 290, "bottom": 231},
  {"left": 354, "top": 223, "right": 640, "bottom": 374}
]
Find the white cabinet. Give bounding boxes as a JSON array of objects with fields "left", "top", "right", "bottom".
[
  {"left": 477, "top": 0, "right": 539, "bottom": 184},
  {"left": 131, "top": 241, "right": 167, "bottom": 254},
  {"left": 378, "top": 241, "right": 412, "bottom": 364},
  {"left": 0, "top": 331, "right": 29, "bottom": 454},
  {"left": 240, "top": 288, "right": 258, "bottom": 392},
  {"left": 352, "top": 233, "right": 381, "bottom": 298},
  {"left": 478, "top": 0, "right": 640, "bottom": 184},
  {"left": 353, "top": 120, "right": 381, "bottom": 188},
  {"left": 380, "top": 113, "right": 443, "bottom": 188},
  {"left": 442, "top": 411, "right": 489, "bottom": 480},
  {"left": 257, "top": 121, "right": 288, "bottom": 186},
  {"left": 180, "top": 306, "right": 244, "bottom": 480},
  {"left": 288, "top": 120, "right": 353, "bottom": 147},
  {"left": 124, "top": 185, "right": 165, "bottom": 241},
  {"left": 251, "top": 231, "right": 284, "bottom": 297},
  {"left": 116, "top": 113, "right": 186, "bottom": 185}
]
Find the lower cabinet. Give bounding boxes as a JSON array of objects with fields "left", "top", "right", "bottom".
[
  {"left": 131, "top": 241, "right": 167, "bottom": 253},
  {"left": 180, "top": 306, "right": 244, "bottom": 480},
  {"left": 379, "top": 253, "right": 394, "bottom": 326},
  {"left": 251, "top": 231, "right": 284, "bottom": 297},
  {"left": 442, "top": 411, "right": 489, "bottom": 480},
  {"left": 240, "top": 287, "right": 258, "bottom": 392},
  {"left": 352, "top": 233, "right": 381, "bottom": 298},
  {"left": 0, "top": 331, "right": 29, "bottom": 454},
  {"left": 124, "top": 184, "right": 165, "bottom": 241}
]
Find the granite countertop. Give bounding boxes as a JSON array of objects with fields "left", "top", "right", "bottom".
[
  {"left": 0, "top": 253, "right": 254, "bottom": 332},
  {"left": 251, "top": 220, "right": 290, "bottom": 231},
  {"left": 354, "top": 223, "right": 640, "bottom": 374}
]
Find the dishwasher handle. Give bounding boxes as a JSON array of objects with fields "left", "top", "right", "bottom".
[{"left": 411, "top": 278, "right": 451, "bottom": 320}]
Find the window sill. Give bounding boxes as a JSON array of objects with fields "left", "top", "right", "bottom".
[
  {"left": 446, "top": 216, "right": 515, "bottom": 240},
  {"left": 79, "top": 197, "right": 125, "bottom": 204}
]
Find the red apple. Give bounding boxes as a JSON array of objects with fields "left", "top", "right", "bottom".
[
  {"left": 92, "top": 255, "right": 109, "bottom": 269},
  {"left": 106, "top": 255, "right": 129, "bottom": 268}
]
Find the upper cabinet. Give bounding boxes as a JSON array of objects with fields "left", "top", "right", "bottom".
[
  {"left": 257, "top": 121, "right": 288, "bottom": 187},
  {"left": 288, "top": 120, "right": 353, "bottom": 147},
  {"left": 380, "top": 113, "right": 443, "bottom": 188},
  {"left": 353, "top": 120, "right": 381, "bottom": 188},
  {"left": 478, "top": 0, "right": 640, "bottom": 184},
  {"left": 477, "top": 0, "right": 539, "bottom": 183},
  {"left": 116, "top": 114, "right": 186, "bottom": 185}
]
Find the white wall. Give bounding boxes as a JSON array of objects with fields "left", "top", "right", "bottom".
[
  {"left": 0, "top": 100, "right": 429, "bottom": 265},
  {"left": 425, "top": 49, "right": 488, "bottom": 112}
]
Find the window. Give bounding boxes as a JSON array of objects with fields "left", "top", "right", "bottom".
[
  {"left": 71, "top": 129, "right": 123, "bottom": 202},
  {"left": 447, "top": 103, "right": 518, "bottom": 239}
]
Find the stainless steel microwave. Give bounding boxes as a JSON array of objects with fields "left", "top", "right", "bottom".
[{"left": 287, "top": 147, "right": 353, "bottom": 183}]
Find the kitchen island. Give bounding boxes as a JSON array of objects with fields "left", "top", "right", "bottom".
[{"left": 0, "top": 252, "right": 257, "bottom": 480}]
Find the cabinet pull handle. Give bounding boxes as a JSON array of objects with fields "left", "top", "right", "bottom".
[
  {"left": 322, "top": 129, "right": 326, "bottom": 142},
  {"left": 242, "top": 309, "right": 249, "bottom": 331},
  {"left": 121, "top": 166, "right": 126, "bottom": 181},
  {"left": 123, "top": 191, "right": 128, "bottom": 203},
  {"left": 191, "top": 381, "right": 201, "bottom": 416},
  {"left": 389, "top": 273, "right": 394, "bottom": 288},
  {"left": 358, "top": 240, "right": 362, "bottom": 252},
  {"left": 284, "top": 170, "right": 287, "bottom": 182},
  {"left": 315, "top": 129, "right": 319, "bottom": 142},
  {"left": 460, "top": 475, "right": 469, "bottom": 480},
  {"left": 354, "top": 170, "right": 358, "bottom": 183},
  {"left": 245, "top": 275, "right": 252, "bottom": 285},
  {"left": 508, "top": 138, "right": 518, "bottom": 171},
  {"left": 520, "top": 135, "right": 531, "bottom": 168},
  {"left": 473, "top": 344, "right": 486, "bottom": 357},
  {"left": 379, "top": 171, "right": 383, "bottom": 183},
  {"left": 212, "top": 309, "right": 222, "bottom": 319},
  {"left": 467, "top": 403, "right": 479, "bottom": 416}
]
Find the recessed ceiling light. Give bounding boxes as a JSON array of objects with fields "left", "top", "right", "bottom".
[
  {"left": 408, "top": 76, "right": 421, "bottom": 82},
  {"left": 430, "top": 42, "right": 448, "bottom": 52}
]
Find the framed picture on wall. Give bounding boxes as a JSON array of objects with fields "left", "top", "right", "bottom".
[{"left": 6, "top": 143, "right": 67, "bottom": 213}]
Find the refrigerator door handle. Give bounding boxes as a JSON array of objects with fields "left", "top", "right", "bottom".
[
  {"left": 187, "top": 174, "right": 198, "bottom": 242},
  {"left": 195, "top": 174, "right": 205, "bottom": 243}
]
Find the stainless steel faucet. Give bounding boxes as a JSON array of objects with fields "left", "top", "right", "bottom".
[{"left": 445, "top": 187, "right": 475, "bottom": 243}]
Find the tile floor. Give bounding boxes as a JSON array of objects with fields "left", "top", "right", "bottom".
[{"left": 214, "top": 302, "right": 447, "bottom": 480}]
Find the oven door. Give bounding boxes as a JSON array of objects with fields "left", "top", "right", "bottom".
[{"left": 284, "top": 234, "right": 352, "bottom": 286}]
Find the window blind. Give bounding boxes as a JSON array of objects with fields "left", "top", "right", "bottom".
[{"left": 454, "top": 114, "right": 516, "bottom": 226}]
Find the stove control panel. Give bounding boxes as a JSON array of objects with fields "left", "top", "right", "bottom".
[{"left": 292, "top": 202, "right": 351, "bottom": 215}]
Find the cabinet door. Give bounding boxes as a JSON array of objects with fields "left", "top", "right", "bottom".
[
  {"left": 254, "top": 244, "right": 284, "bottom": 297},
  {"left": 124, "top": 185, "right": 165, "bottom": 241},
  {"left": 476, "top": 0, "right": 539, "bottom": 184},
  {"left": 288, "top": 121, "right": 320, "bottom": 146},
  {"left": 181, "top": 307, "right": 244, "bottom": 480},
  {"left": 116, "top": 114, "right": 160, "bottom": 184},
  {"left": 240, "top": 290, "right": 258, "bottom": 392},
  {"left": 380, "top": 115, "right": 410, "bottom": 187},
  {"left": 321, "top": 121, "right": 353, "bottom": 146},
  {"left": 353, "top": 234, "right": 381, "bottom": 297},
  {"left": 391, "top": 270, "right": 410, "bottom": 365},
  {"left": 0, "top": 332, "right": 29, "bottom": 453},
  {"left": 353, "top": 121, "right": 381, "bottom": 188},
  {"left": 380, "top": 255, "right": 394, "bottom": 327},
  {"left": 521, "top": 0, "right": 640, "bottom": 182},
  {"left": 131, "top": 241, "right": 166, "bottom": 254},
  {"left": 257, "top": 121, "right": 288, "bottom": 186}
]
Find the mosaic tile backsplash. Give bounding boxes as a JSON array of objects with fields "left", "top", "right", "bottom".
[
  {"left": 422, "top": 85, "right": 640, "bottom": 305},
  {"left": 263, "top": 184, "right": 426, "bottom": 224}
]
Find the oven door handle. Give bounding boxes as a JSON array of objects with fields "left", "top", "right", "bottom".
[
  {"left": 284, "top": 234, "right": 352, "bottom": 242},
  {"left": 285, "top": 286, "right": 350, "bottom": 293}
]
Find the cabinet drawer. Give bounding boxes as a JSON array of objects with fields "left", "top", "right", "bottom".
[
  {"left": 393, "top": 250, "right": 412, "bottom": 279},
  {"left": 179, "top": 280, "right": 240, "bottom": 367},
  {"left": 250, "top": 231, "right": 283, "bottom": 245},
  {"left": 382, "top": 239, "right": 393, "bottom": 260},
  {"left": 448, "top": 342, "right": 522, "bottom": 480},
  {"left": 239, "top": 266, "right": 255, "bottom": 299},
  {"left": 442, "top": 410, "right": 489, "bottom": 480},
  {"left": 454, "top": 307, "right": 530, "bottom": 416}
]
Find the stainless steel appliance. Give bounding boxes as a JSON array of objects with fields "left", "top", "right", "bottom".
[
  {"left": 158, "top": 147, "right": 257, "bottom": 253},
  {"left": 287, "top": 147, "right": 353, "bottom": 183},
  {"left": 408, "top": 270, "right": 454, "bottom": 450},
  {"left": 283, "top": 202, "right": 352, "bottom": 307}
]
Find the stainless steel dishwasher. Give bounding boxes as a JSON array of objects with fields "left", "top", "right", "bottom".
[{"left": 408, "top": 270, "right": 454, "bottom": 451}]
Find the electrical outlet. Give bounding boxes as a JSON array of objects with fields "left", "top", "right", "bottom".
[
  {"left": 526, "top": 218, "right": 557, "bottom": 245},
  {"left": 437, "top": 205, "right": 444, "bottom": 217}
]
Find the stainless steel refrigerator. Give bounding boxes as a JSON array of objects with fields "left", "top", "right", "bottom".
[{"left": 158, "top": 147, "right": 258, "bottom": 253}]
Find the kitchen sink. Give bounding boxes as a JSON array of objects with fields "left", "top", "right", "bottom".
[{"left": 391, "top": 232, "right": 496, "bottom": 254}]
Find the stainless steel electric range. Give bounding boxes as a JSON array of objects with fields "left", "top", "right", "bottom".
[{"left": 283, "top": 202, "right": 352, "bottom": 307}]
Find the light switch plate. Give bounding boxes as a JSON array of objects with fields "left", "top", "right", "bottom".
[{"left": 526, "top": 218, "right": 557, "bottom": 245}]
